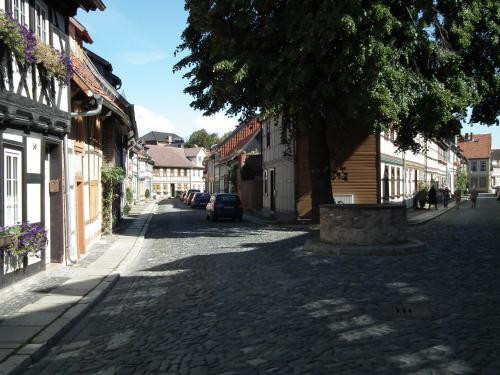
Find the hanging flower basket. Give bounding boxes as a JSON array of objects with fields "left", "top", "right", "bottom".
[{"left": 0, "top": 11, "right": 72, "bottom": 85}]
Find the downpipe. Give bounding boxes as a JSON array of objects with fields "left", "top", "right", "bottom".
[{"left": 64, "top": 95, "right": 103, "bottom": 264}]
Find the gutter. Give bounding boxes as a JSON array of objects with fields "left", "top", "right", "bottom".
[{"left": 63, "top": 94, "right": 103, "bottom": 264}]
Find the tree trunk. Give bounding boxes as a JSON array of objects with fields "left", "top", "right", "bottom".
[{"left": 308, "top": 119, "right": 333, "bottom": 222}]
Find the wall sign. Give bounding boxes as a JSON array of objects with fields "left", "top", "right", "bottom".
[{"left": 27, "top": 137, "right": 41, "bottom": 174}]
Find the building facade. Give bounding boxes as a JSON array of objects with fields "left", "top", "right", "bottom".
[
  {"left": 145, "top": 145, "right": 204, "bottom": 198},
  {"left": 262, "top": 117, "right": 296, "bottom": 219},
  {"left": 491, "top": 149, "right": 500, "bottom": 189},
  {"left": 263, "top": 120, "right": 465, "bottom": 220},
  {"left": 0, "top": 0, "right": 104, "bottom": 288},
  {"left": 458, "top": 133, "right": 492, "bottom": 193}
]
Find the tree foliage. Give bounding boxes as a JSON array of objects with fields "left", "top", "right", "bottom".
[
  {"left": 184, "top": 128, "right": 221, "bottom": 149},
  {"left": 175, "top": 0, "right": 499, "bottom": 217}
]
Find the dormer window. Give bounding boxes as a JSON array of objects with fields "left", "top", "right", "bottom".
[
  {"left": 12, "top": 0, "right": 28, "bottom": 26},
  {"left": 35, "top": 1, "right": 48, "bottom": 43}
]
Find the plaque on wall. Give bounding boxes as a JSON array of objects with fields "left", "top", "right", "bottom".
[{"left": 49, "top": 179, "right": 60, "bottom": 193}]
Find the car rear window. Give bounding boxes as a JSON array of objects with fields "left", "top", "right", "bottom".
[{"left": 217, "top": 195, "right": 239, "bottom": 203}]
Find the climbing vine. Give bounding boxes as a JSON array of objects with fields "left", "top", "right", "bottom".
[{"left": 101, "top": 166, "right": 125, "bottom": 234}]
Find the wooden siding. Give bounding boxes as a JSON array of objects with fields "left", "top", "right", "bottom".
[{"left": 296, "top": 128, "right": 378, "bottom": 219}]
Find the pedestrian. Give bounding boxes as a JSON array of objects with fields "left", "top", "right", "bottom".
[
  {"left": 428, "top": 184, "right": 438, "bottom": 210},
  {"left": 442, "top": 185, "right": 450, "bottom": 208},
  {"left": 454, "top": 188, "right": 462, "bottom": 209},
  {"left": 470, "top": 187, "right": 478, "bottom": 208}
]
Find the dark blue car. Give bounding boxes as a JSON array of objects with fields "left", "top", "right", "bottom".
[
  {"left": 191, "top": 192, "right": 211, "bottom": 208},
  {"left": 206, "top": 193, "right": 243, "bottom": 221}
]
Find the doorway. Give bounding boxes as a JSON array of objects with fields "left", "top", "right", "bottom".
[
  {"left": 75, "top": 179, "right": 85, "bottom": 256},
  {"left": 47, "top": 143, "right": 64, "bottom": 263},
  {"left": 270, "top": 169, "right": 276, "bottom": 212},
  {"left": 170, "top": 183, "right": 175, "bottom": 197}
]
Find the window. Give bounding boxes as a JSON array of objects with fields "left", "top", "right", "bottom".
[
  {"left": 470, "top": 160, "right": 477, "bottom": 172},
  {"left": 480, "top": 161, "right": 487, "bottom": 172},
  {"left": 35, "top": 1, "right": 48, "bottom": 43},
  {"left": 4, "top": 149, "right": 22, "bottom": 226},
  {"left": 12, "top": 0, "right": 28, "bottom": 26}
]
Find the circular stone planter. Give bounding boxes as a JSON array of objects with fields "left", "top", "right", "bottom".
[
  {"left": 320, "top": 204, "right": 407, "bottom": 245},
  {"left": 309, "top": 204, "right": 426, "bottom": 255}
]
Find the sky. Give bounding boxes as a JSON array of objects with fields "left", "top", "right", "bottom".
[
  {"left": 76, "top": 0, "right": 238, "bottom": 139},
  {"left": 77, "top": 1, "right": 500, "bottom": 148}
]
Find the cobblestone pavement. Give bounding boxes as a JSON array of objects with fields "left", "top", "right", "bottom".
[{"left": 26, "top": 196, "right": 500, "bottom": 374}]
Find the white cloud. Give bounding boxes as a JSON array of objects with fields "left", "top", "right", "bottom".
[
  {"left": 194, "top": 113, "right": 239, "bottom": 136},
  {"left": 122, "top": 51, "right": 168, "bottom": 65},
  {"left": 135, "top": 105, "right": 176, "bottom": 136}
]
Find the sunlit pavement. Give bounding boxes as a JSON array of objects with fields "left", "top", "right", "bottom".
[{"left": 26, "top": 196, "right": 500, "bottom": 374}]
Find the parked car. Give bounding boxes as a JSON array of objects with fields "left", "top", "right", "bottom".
[
  {"left": 206, "top": 193, "right": 243, "bottom": 221},
  {"left": 183, "top": 189, "right": 200, "bottom": 205},
  {"left": 191, "top": 192, "right": 211, "bottom": 208},
  {"left": 186, "top": 191, "right": 200, "bottom": 206},
  {"left": 495, "top": 186, "right": 500, "bottom": 201},
  {"left": 180, "top": 192, "right": 186, "bottom": 202}
]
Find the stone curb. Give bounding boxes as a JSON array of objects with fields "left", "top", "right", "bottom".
[
  {"left": 407, "top": 206, "right": 457, "bottom": 226},
  {"left": 304, "top": 238, "right": 427, "bottom": 256},
  {"left": 0, "top": 202, "right": 157, "bottom": 375}
]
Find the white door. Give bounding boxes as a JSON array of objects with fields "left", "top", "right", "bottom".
[{"left": 4, "top": 148, "right": 22, "bottom": 226}]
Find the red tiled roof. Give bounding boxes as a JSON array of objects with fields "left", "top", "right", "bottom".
[
  {"left": 145, "top": 145, "right": 198, "bottom": 168},
  {"left": 458, "top": 134, "right": 492, "bottom": 159},
  {"left": 71, "top": 53, "right": 128, "bottom": 117},
  {"left": 216, "top": 118, "right": 261, "bottom": 164}
]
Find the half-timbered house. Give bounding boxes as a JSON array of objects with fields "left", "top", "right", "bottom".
[{"left": 0, "top": 0, "right": 104, "bottom": 288}]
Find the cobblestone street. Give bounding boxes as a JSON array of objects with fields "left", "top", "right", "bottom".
[{"left": 26, "top": 196, "right": 500, "bottom": 374}]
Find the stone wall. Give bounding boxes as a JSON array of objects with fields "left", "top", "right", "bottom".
[{"left": 320, "top": 204, "right": 407, "bottom": 245}]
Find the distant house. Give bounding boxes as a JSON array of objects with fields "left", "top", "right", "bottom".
[
  {"left": 126, "top": 144, "right": 154, "bottom": 202},
  {"left": 146, "top": 145, "right": 204, "bottom": 198},
  {"left": 206, "top": 119, "right": 261, "bottom": 194},
  {"left": 206, "top": 119, "right": 262, "bottom": 210},
  {"left": 458, "top": 133, "right": 492, "bottom": 193},
  {"left": 491, "top": 149, "right": 500, "bottom": 188},
  {"left": 184, "top": 147, "right": 207, "bottom": 192},
  {"left": 141, "top": 131, "right": 184, "bottom": 147}
]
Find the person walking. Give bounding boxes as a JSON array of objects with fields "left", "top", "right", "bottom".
[
  {"left": 428, "top": 184, "right": 438, "bottom": 210},
  {"left": 442, "top": 185, "right": 450, "bottom": 208},
  {"left": 454, "top": 188, "right": 462, "bottom": 209},
  {"left": 470, "top": 187, "right": 478, "bottom": 208}
]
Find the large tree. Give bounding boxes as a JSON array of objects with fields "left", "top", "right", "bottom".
[
  {"left": 185, "top": 128, "right": 221, "bottom": 149},
  {"left": 175, "top": 0, "right": 499, "bottom": 220}
]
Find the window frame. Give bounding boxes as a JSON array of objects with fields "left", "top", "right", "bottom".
[
  {"left": 35, "top": 1, "right": 49, "bottom": 44},
  {"left": 4, "top": 148, "right": 23, "bottom": 226},
  {"left": 480, "top": 160, "right": 487, "bottom": 172},
  {"left": 470, "top": 160, "right": 477, "bottom": 172},
  {"left": 12, "top": 0, "right": 29, "bottom": 27}
]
